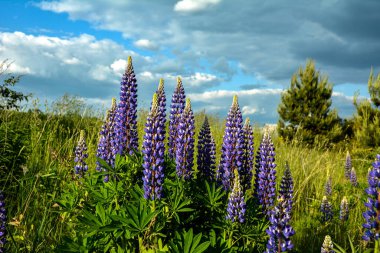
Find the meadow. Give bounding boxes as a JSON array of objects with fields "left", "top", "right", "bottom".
[{"left": 1, "top": 61, "right": 380, "bottom": 253}]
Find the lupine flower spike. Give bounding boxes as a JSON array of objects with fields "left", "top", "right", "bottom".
[
  {"left": 345, "top": 151, "right": 352, "bottom": 179},
  {"left": 266, "top": 196, "right": 295, "bottom": 252},
  {"left": 96, "top": 98, "right": 117, "bottom": 182},
  {"left": 350, "top": 167, "right": 358, "bottom": 187},
  {"left": 176, "top": 98, "right": 195, "bottom": 180},
  {"left": 114, "top": 56, "right": 138, "bottom": 156},
  {"left": 320, "top": 196, "right": 333, "bottom": 222},
  {"left": 217, "top": 95, "right": 244, "bottom": 191},
  {"left": 226, "top": 169, "right": 246, "bottom": 223},
  {"left": 321, "top": 235, "right": 335, "bottom": 253},
  {"left": 197, "top": 116, "right": 216, "bottom": 181},
  {"left": 156, "top": 78, "right": 166, "bottom": 134},
  {"left": 324, "top": 175, "right": 332, "bottom": 196},
  {"left": 240, "top": 118, "right": 254, "bottom": 191},
  {"left": 169, "top": 77, "right": 186, "bottom": 159},
  {"left": 362, "top": 154, "right": 380, "bottom": 241},
  {"left": 340, "top": 196, "right": 349, "bottom": 221},
  {"left": 142, "top": 93, "right": 166, "bottom": 200},
  {"left": 74, "top": 130, "right": 88, "bottom": 177},
  {"left": 279, "top": 162, "right": 294, "bottom": 213},
  {"left": 0, "top": 191, "right": 6, "bottom": 252},
  {"left": 255, "top": 131, "right": 277, "bottom": 217}
]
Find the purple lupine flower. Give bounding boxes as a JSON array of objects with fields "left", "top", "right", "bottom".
[
  {"left": 197, "top": 116, "right": 216, "bottom": 181},
  {"left": 266, "top": 196, "right": 295, "bottom": 252},
  {"left": 96, "top": 98, "right": 117, "bottom": 182},
  {"left": 321, "top": 235, "right": 335, "bottom": 253},
  {"left": 320, "top": 196, "right": 333, "bottom": 222},
  {"left": 345, "top": 151, "right": 352, "bottom": 179},
  {"left": 362, "top": 154, "right": 380, "bottom": 241},
  {"left": 156, "top": 78, "right": 166, "bottom": 135},
  {"left": 226, "top": 170, "right": 246, "bottom": 223},
  {"left": 340, "top": 196, "right": 349, "bottom": 221},
  {"left": 255, "top": 131, "right": 277, "bottom": 217},
  {"left": 217, "top": 95, "right": 244, "bottom": 191},
  {"left": 142, "top": 93, "right": 166, "bottom": 200},
  {"left": 168, "top": 77, "right": 186, "bottom": 159},
  {"left": 350, "top": 167, "right": 358, "bottom": 187},
  {"left": 279, "top": 163, "right": 294, "bottom": 213},
  {"left": 74, "top": 130, "right": 88, "bottom": 177},
  {"left": 324, "top": 176, "right": 332, "bottom": 196},
  {"left": 0, "top": 191, "right": 6, "bottom": 252},
  {"left": 114, "top": 56, "right": 138, "bottom": 156},
  {"left": 176, "top": 98, "right": 195, "bottom": 180},
  {"left": 240, "top": 118, "right": 254, "bottom": 191}
]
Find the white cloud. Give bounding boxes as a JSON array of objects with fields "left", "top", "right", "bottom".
[
  {"left": 174, "top": 0, "right": 222, "bottom": 12},
  {"left": 110, "top": 59, "right": 127, "bottom": 75},
  {"left": 134, "top": 39, "right": 159, "bottom": 50}
]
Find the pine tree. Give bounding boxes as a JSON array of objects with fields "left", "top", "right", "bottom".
[
  {"left": 353, "top": 69, "right": 380, "bottom": 147},
  {"left": 277, "top": 59, "right": 341, "bottom": 145}
]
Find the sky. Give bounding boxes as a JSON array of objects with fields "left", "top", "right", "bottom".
[{"left": 0, "top": 0, "right": 379, "bottom": 124}]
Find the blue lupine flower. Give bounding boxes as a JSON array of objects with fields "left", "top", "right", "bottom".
[
  {"left": 96, "top": 98, "right": 117, "bottom": 182},
  {"left": 266, "top": 196, "right": 295, "bottom": 252},
  {"left": 240, "top": 118, "right": 254, "bottom": 191},
  {"left": 0, "top": 191, "right": 6, "bottom": 252},
  {"left": 320, "top": 196, "right": 333, "bottom": 222},
  {"left": 217, "top": 95, "right": 244, "bottom": 191},
  {"left": 114, "top": 56, "right": 138, "bottom": 156},
  {"left": 324, "top": 176, "right": 332, "bottom": 196},
  {"left": 362, "top": 154, "right": 380, "bottom": 241},
  {"left": 345, "top": 151, "right": 352, "bottom": 179},
  {"left": 255, "top": 131, "right": 277, "bottom": 217},
  {"left": 176, "top": 98, "right": 195, "bottom": 180},
  {"left": 226, "top": 170, "right": 246, "bottom": 223},
  {"left": 279, "top": 162, "right": 294, "bottom": 213},
  {"left": 74, "top": 130, "right": 88, "bottom": 177},
  {"left": 340, "top": 196, "right": 349, "bottom": 221},
  {"left": 350, "top": 167, "right": 358, "bottom": 187},
  {"left": 197, "top": 116, "right": 216, "bottom": 181},
  {"left": 156, "top": 78, "right": 166, "bottom": 135},
  {"left": 321, "top": 235, "right": 335, "bottom": 253},
  {"left": 142, "top": 93, "right": 166, "bottom": 200},
  {"left": 169, "top": 77, "right": 186, "bottom": 159}
]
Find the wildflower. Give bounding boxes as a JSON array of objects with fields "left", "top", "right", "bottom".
[
  {"left": 362, "top": 154, "right": 380, "bottom": 241},
  {"left": 321, "top": 235, "right": 334, "bottom": 253},
  {"left": 74, "top": 130, "right": 88, "bottom": 177},
  {"left": 168, "top": 77, "right": 186, "bottom": 159},
  {"left": 266, "top": 196, "right": 295, "bottom": 252},
  {"left": 240, "top": 118, "right": 254, "bottom": 191},
  {"left": 350, "top": 167, "right": 358, "bottom": 187},
  {"left": 217, "top": 95, "right": 244, "bottom": 191},
  {"left": 176, "top": 98, "right": 195, "bottom": 180},
  {"left": 255, "top": 131, "right": 277, "bottom": 217},
  {"left": 0, "top": 191, "right": 6, "bottom": 252},
  {"left": 320, "top": 196, "right": 333, "bottom": 222},
  {"left": 279, "top": 163, "right": 294, "bottom": 212},
  {"left": 114, "top": 56, "right": 138, "bottom": 156},
  {"left": 340, "top": 196, "right": 349, "bottom": 221},
  {"left": 226, "top": 170, "right": 246, "bottom": 223},
  {"left": 324, "top": 176, "right": 332, "bottom": 196},
  {"left": 156, "top": 78, "right": 166, "bottom": 134},
  {"left": 96, "top": 98, "right": 117, "bottom": 182},
  {"left": 345, "top": 151, "right": 352, "bottom": 179},
  {"left": 142, "top": 93, "right": 166, "bottom": 200},
  {"left": 197, "top": 116, "right": 216, "bottom": 181}
]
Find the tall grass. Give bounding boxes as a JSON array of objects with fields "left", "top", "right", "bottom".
[{"left": 0, "top": 105, "right": 377, "bottom": 252}]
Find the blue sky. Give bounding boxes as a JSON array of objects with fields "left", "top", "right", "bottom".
[{"left": 0, "top": 0, "right": 378, "bottom": 124}]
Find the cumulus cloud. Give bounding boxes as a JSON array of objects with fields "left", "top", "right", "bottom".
[
  {"left": 134, "top": 39, "right": 159, "bottom": 51},
  {"left": 174, "top": 0, "right": 222, "bottom": 12}
]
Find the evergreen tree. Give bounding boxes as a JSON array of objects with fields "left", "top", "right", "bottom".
[
  {"left": 277, "top": 59, "right": 341, "bottom": 145},
  {"left": 353, "top": 69, "right": 380, "bottom": 147}
]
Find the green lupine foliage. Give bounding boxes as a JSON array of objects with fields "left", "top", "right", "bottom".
[
  {"left": 278, "top": 59, "right": 343, "bottom": 146},
  {"left": 352, "top": 69, "right": 380, "bottom": 147}
]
